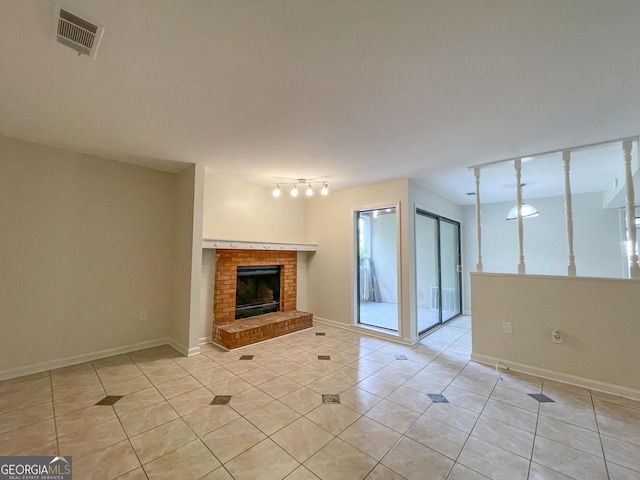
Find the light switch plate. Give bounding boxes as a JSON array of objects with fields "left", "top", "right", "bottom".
[{"left": 503, "top": 322, "right": 513, "bottom": 334}]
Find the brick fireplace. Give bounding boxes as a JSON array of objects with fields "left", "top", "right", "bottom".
[{"left": 212, "top": 249, "right": 312, "bottom": 348}]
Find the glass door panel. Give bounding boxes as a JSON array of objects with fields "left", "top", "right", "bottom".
[
  {"left": 357, "top": 207, "right": 398, "bottom": 332},
  {"left": 416, "top": 214, "right": 440, "bottom": 332},
  {"left": 416, "top": 210, "right": 462, "bottom": 335},
  {"left": 440, "top": 220, "right": 461, "bottom": 322}
]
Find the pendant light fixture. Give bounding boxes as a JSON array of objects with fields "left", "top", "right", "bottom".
[
  {"left": 506, "top": 184, "right": 539, "bottom": 220},
  {"left": 321, "top": 182, "right": 329, "bottom": 195},
  {"left": 272, "top": 184, "right": 281, "bottom": 197},
  {"left": 290, "top": 184, "right": 298, "bottom": 197}
]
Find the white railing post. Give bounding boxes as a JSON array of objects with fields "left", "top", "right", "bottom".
[
  {"left": 514, "top": 159, "right": 526, "bottom": 274},
  {"left": 474, "top": 167, "right": 483, "bottom": 272},
  {"left": 563, "top": 151, "right": 577, "bottom": 276},
  {"left": 623, "top": 140, "right": 640, "bottom": 279}
]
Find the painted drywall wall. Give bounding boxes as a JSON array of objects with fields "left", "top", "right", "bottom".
[
  {"left": 0, "top": 136, "right": 175, "bottom": 374},
  {"left": 462, "top": 192, "right": 626, "bottom": 313},
  {"left": 471, "top": 272, "right": 640, "bottom": 396},
  {"left": 296, "top": 251, "right": 309, "bottom": 312},
  {"left": 409, "top": 179, "right": 463, "bottom": 222},
  {"left": 170, "top": 165, "right": 203, "bottom": 354},
  {"left": 306, "top": 178, "right": 411, "bottom": 340},
  {"left": 198, "top": 249, "right": 216, "bottom": 344},
  {"left": 188, "top": 165, "right": 205, "bottom": 353},
  {"left": 202, "top": 175, "right": 308, "bottom": 244}
]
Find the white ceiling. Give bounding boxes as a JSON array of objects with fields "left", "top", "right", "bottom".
[{"left": 1, "top": 0, "right": 638, "bottom": 204}]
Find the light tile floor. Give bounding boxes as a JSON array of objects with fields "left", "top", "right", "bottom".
[{"left": 1, "top": 316, "right": 639, "bottom": 480}]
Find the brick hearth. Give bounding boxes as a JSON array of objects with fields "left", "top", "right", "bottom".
[
  {"left": 212, "top": 249, "right": 312, "bottom": 349},
  {"left": 213, "top": 310, "right": 313, "bottom": 349}
]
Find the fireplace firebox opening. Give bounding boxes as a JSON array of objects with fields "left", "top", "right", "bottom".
[{"left": 235, "top": 265, "right": 281, "bottom": 319}]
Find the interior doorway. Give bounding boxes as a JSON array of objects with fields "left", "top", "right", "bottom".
[{"left": 415, "top": 209, "right": 462, "bottom": 335}]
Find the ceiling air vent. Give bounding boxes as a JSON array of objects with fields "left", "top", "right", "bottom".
[{"left": 55, "top": 6, "right": 104, "bottom": 59}]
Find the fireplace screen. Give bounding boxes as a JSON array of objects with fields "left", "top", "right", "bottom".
[{"left": 235, "top": 265, "right": 281, "bottom": 319}]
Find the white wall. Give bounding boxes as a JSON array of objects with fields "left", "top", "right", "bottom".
[
  {"left": 198, "top": 249, "right": 216, "bottom": 344},
  {"left": 170, "top": 166, "right": 197, "bottom": 353},
  {"left": 203, "top": 175, "right": 308, "bottom": 244},
  {"left": 307, "top": 179, "right": 411, "bottom": 340},
  {"left": 296, "top": 251, "right": 309, "bottom": 312},
  {"left": 188, "top": 165, "right": 205, "bottom": 353},
  {"left": 0, "top": 136, "right": 177, "bottom": 376},
  {"left": 462, "top": 192, "right": 625, "bottom": 312},
  {"left": 471, "top": 272, "right": 640, "bottom": 398}
]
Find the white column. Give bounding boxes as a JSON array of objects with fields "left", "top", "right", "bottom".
[
  {"left": 474, "top": 167, "right": 483, "bottom": 272},
  {"left": 563, "top": 151, "right": 577, "bottom": 276},
  {"left": 623, "top": 140, "right": 640, "bottom": 279},
  {"left": 514, "top": 159, "right": 526, "bottom": 274}
]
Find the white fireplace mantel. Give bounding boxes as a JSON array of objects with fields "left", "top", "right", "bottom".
[{"left": 202, "top": 238, "right": 317, "bottom": 252}]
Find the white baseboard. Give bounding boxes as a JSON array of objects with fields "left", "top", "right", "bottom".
[
  {"left": 167, "top": 338, "right": 201, "bottom": 357},
  {"left": 0, "top": 337, "right": 172, "bottom": 381},
  {"left": 199, "top": 336, "right": 212, "bottom": 345},
  {"left": 313, "top": 316, "right": 413, "bottom": 346},
  {"left": 187, "top": 346, "right": 201, "bottom": 356},
  {"left": 471, "top": 353, "right": 640, "bottom": 401}
]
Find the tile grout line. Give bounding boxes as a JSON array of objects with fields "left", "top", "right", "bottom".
[
  {"left": 527, "top": 383, "right": 543, "bottom": 480},
  {"left": 592, "top": 389, "right": 612, "bottom": 480},
  {"left": 445, "top": 350, "right": 498, "bottom": 480},
  {"left": 48, "top": 371, "right": 61, "bottom": 458},
  {"left": 154, "top": 350, "right": 228, "bottom": 478}
]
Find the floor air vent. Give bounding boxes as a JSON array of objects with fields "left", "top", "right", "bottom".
[{"left": 55, "top": 7, "right": 104, "bottom": 59}]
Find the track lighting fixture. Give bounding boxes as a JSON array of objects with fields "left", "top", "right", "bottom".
[{"left": 271, "top": 179, "right": 329, "bottom": 198}]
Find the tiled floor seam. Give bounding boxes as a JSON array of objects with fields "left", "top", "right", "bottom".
[
  {"left": 447, "top": 368, "right": 500, "bottom": 479},
  {"left": 527, "top": 392, "right": 543, "bottom": 480},
  {"left": 93, "top": 361, "right": 148, "bottom": 475},
  {"left": 592, "top": 394, "right": 613, "bottom": 480},
  {"left": 47, "top": 372, "right": 61, "bottom": 457},
  {"left": 104, "top": 354, "right": 218, "bottom": 478}
]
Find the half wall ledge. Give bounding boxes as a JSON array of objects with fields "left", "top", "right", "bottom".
[
  {"left": 202, "top": 238, "right": 317, "bottom": 251},
  {"left": 212, "top": 310, "right": 314, "bottom": 349}
]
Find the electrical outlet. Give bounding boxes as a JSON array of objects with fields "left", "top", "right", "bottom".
[
  {"left": 503, "top": 322, "right": 513, "bottom": 334},
  {"left": 552, "top": 329, "right": 562, "bottom": 343},
  {"left": 140, "top": 311, "right": 148, "bottom": 322}
]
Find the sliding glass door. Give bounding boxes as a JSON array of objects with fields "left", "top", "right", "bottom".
[
  {"left": 356, "top": 207, "right": 399, "bottom": 332},
  {"left": 416, "top": 210, "right": 461, "bottom": 334},
  {"left": 440, "top": 219, "right": 461, "bottom": 322}
]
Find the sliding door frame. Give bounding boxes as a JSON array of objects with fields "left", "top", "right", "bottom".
[
  {"left": 352, "top": 202, "right": 403, "bottom": 337},
  {"left": 415, "top": 208, "right": 462, "bottom": 336}
]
